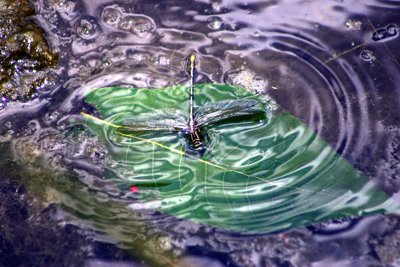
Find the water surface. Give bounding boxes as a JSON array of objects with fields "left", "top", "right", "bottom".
[{"left": 1, "top": 0, "right": 400, "bottom": 266}]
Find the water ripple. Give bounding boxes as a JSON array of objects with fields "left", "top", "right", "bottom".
[{"left": 0, "top": 0, "right": 399, "bottom": 265}]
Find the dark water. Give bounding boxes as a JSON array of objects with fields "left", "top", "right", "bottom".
[{"left": 1, "top": 0, "right": 400, "bottom": 266}]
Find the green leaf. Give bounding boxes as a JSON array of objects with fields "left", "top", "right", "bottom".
[{"left": 81, "top": 83, "right": 398, "bottom": 233}]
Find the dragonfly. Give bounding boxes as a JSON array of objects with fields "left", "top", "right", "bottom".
[{"left": 117, "top": 54, "right": 266, "bottom": 155}]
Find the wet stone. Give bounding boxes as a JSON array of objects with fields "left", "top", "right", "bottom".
[{"left": 0, "top": 0, "right": 58, "bottom": 108}]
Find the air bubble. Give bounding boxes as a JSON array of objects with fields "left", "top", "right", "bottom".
[
  {"left": 65, "top": 1, "right": 75, "bottom": 12},
  {"left": 102, "top": 7, "right": 122, "bottom": 25},
  {"left": 137, "top": 22, "right": 152, "bottom": 33},
  {"left": 372, "top": 29, "right": 386, "bottom": 41},
  {"left": 103, "top": 59, "right": 112, "bottom": 67},
  {"left": 43, "top": 111, "right": 60, "bottom": 124},
  {"left": 372, "top": 24, "right": 398, "bottom": 42},
  {"left": 56, "top": 1, "right": 78, "bottom": 20},
  {"left": 118, "top": 15, "right": 156, "bottom": 36},
  {"left": 118, "top": 16, "right": 134, "bottom": 31},
  {"left": 387, "top": 24, "right": 398, "bottom": 36},
  {"left": 207, "top": 16, "right": 224, "bottom": 30},
  {"left": 76, "top": 18, "right": 101, "bottom": 39},
  {"left": 361, "top": 50, "right": 375, "bottom": 62},
  {"left": 211, "top": 1, "right": 223, "bottom": 12}
]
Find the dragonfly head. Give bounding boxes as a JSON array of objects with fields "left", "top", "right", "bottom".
[{"left": 186, "top": 53, "right": 198, "bottom": 76}]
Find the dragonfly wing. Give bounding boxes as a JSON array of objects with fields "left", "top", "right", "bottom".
[
  {"left": 195, "top": 99, "right": 265, "bottom": 128},
  {"left": 118, "top": 110, "right": 187, "bottom": 133}
]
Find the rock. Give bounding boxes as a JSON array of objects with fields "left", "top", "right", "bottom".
[{"left": 0, "top": 0, "right": 58, "bottom": 105}]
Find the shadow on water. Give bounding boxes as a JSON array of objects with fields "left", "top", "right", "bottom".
[{"left": 1, "top": 0, "right": 400, "bottom": 266}]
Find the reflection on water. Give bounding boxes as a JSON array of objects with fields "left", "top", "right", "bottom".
[
  {"left": 1, "top": 0, "right": 400, "bottom": 266},
  {"left": 81, "top": 83, "right": 397, "bottom": 234}
]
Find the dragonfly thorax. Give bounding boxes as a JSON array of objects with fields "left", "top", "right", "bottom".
[{"left": 186, "top": 123, "right": 207, "bottom": 152}]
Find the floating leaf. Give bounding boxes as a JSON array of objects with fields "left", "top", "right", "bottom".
[{"left": 81, "top": 83, "right": 398, "bottom": 233}]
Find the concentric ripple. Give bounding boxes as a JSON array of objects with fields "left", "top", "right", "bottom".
[
  {"left": 0, "top": 0, "right": 399, "bottom": 265},
  {"left": 80, "top": 84, "right": 398, "bottom": 233}
]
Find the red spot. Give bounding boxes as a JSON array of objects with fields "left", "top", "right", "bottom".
[{"left": 130, "top": 186, "right": 139, "bottom": 193}]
